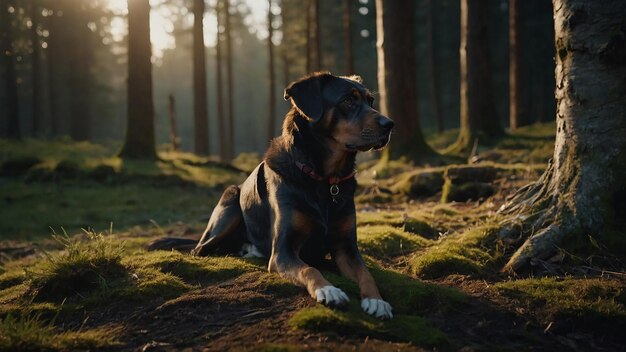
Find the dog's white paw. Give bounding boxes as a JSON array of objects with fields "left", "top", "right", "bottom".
[
  {"left": 361, "top": 298, "right": 393, "bottom": 319},
  {"left": 314, "top": 285, "right": 349, "bottom": 307}
]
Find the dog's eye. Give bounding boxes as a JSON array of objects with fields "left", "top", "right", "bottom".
[
  {"left": 342, "top": 97, "right": 354, "bottom": 108},
  {"left": 367, "top": 97, "right": 374, "bottom": 107}
]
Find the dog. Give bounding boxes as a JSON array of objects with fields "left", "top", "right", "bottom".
[{"left": 149, "top": 72, "right": 395, "bottom": 319}]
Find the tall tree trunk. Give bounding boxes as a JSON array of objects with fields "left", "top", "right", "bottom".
[
  {"left": 452, "top": 0, "right": 502, "bottom": 154},
  {"left": 168, "top": 94, "right": 179, "bottom": 151},
  {"left": 30, "top": 0, "right": 42, "bottom": 137},
  {"left": 312, "top": 0, "right": 321, "bottom": 70},
  {"left": 193, "top": 0, "right": 209, "bottom": 155},
  {"left": 426, "top": 0, "right": 443, "bottom": 134},
  {"left": 375, "top": 0, "right": 436, "bottom": 161},
  {"left": 267, "top": 0, "right": 276, "bottom": 143},
  {"left": 224, "top": 0, "right": 234, "bottom": 161},
  {"left": 120, "top": 0, "right": 156, "bottom": 159},
  {"left": 280, "top": 3, "right": 290, "bottom": 87},
  {"left": 343, "top": 0, "right": 354, "bottom": 74},
  {"left": 509, "top": 0, "right": 529, "bottom": 130},
  {"left": 1, "top": 0, "right": 21, "bottom": 139},
  {"left": 215, "top": 0, "right": 227, "bottom": 161},
  {"left": 46, "top": 11, "right": 58, "bottom": 136},
  {"left": 498, "top": 0, "right": 626, "bottom": 272},
  {"left": 67, "top": 5, "right": 91, "bottom": 141}
]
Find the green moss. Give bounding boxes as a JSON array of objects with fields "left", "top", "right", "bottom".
[
  {"left": 357, "top": 225, "right": 431, "bottom": 258},
  {"left": 0, "top": 313, "right": 121, "bottom": 351},
  {"left": 288, "top": 304, "right": 448, "bottom": 348},
  {"left": 403, "top": 217, "right": 437, "bottom": 238},
  {"left": 494, "top": 277, "right": 626, "bottom": 320},
  {"left": 124, "top": 250, "right": 262, "bottom": 284},
  {"left": 440, "top": 178, "right": 452, "bottom": 204},
  {"left": 254, "top": 273, "right": 301, "bottom": 297},
  {"left": 357, "top": 211, "right": 405, "bottom": 227},
  {"left": 253, "top": 343, "right": 301, "bottom": 352},
  {"left": 0, "top": 270, "right": 26, "bottom": 290},
  {"left": 409, "top": 225, "right": 500, "bottom": 279}
]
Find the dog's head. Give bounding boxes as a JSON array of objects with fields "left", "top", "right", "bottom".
[{"left": 284, "top": 72, "right": 394, "bottom": 152}]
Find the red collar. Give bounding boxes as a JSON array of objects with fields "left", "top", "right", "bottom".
[{"left": 295, "top": 160, "right": 356, "bottom": 185}]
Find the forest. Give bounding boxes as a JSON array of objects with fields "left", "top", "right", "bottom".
[{"left": 0, "top": 0, "right": 624, "bottom": 350}]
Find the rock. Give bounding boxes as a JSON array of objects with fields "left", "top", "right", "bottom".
[{"left": 395, "top": 169, "right": 445, "bottom": 199}]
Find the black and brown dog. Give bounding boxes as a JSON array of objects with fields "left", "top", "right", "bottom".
[{"left": 149, "top": 72, "right": 395, "bottom": 319}]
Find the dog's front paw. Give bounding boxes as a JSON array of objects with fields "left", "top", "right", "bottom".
[
  {"left": 361, "top": 298, "right": 393, "bottom": 319},
  {"left": 314, "top": 285, "right": 349, "bottom": 307}
]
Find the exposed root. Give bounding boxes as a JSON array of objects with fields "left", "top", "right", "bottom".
[{"left": 502, "top": 222, "right": 572, "bottom": 272}]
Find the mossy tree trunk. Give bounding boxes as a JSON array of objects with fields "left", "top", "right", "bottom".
[
  {"left": 498, "top": 0, "right": 626, "bottom": 272},
  {"left": 193, "top": 0, "right": 209, "bottom": 155},
  {"left": 452, "top": 0, "right": 503, "bottom": 154},
  {"left": 375, "top": 0, "right": 436, "bottom": 161},
  {"left": 119, "top": 0, "right": 156, "bottom": 159}
]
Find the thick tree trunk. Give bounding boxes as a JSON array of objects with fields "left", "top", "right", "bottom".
[
  {"left": 343, "top": 0, "right": 354, "bottom": 74},
  {"left": 224, "top": 0, "right": 234, "bottom": 161},
  {"left": 46, "top": 12, "right": 58, "bottom": 136},
  {"left": 168, "top": 94, "right": 179, "bottom": 151},
  {"left": 375, "top": 0, "right": 436, "bottom": 161},
  {"left": 498, "top": 0, "right": 626, "bottom": 271},
  {"left": 193, "top": 0, "right": 210, "bottom": 155},
  {"left": 509, "top": 0, "right": 530, "bottom": 130},
  {"left": 30, "top": 0, "right": 42, "bottom": 137},
  {"left": 1, "top": 0, "right": 21, "bottom": 139},
  {"left": 426, "top": 0, "right": 443, "bottom": 134},
  {"left": 67, "top": 5, "right": 91, "bottom": 141},
  {"left": 305, "top": 0, "right": 312, "bottom": 73},
  {"left": 452, "top": 0, "right": 502, "bottom": 154},
  {"left": 119, "top": 0, "right": 156, "bottom": 159},
  {"left": 267, "top": 0, "right": 277, "bottom": 143},
  {"left": 215, "top": 0, "right": 227, "bottom": 161}
]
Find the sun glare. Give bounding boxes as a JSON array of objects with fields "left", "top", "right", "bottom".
[{"left": 105, "top": 0, "right": 268, "bottom": 62}]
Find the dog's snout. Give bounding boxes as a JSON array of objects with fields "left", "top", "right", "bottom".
[{"left": 377, "top": 116, "right": 394, "bottom": 131}]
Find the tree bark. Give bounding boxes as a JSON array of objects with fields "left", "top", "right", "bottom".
[
  {"left": 215, "top": 0, "right": 227, "bottom": 161},
  {"left": 305, "top": 0, "right": 312, "bottom": 73},
  {"left": 498, "top": 0, "right": 626, "bottom": 272},
  {"left": 119, "top": 0, "right": 156, "bottom": 159},
  {"left": 452, "top": 0, "right": 502, "bottom": 154},
  {"left": 67, "top": 4, "right": 91, "bottom": 141},
  {"left": 168, "top": 94, "right": 179, "bottom": 151},
  {"left": 193, "top": 0, "right": 210, "bottom": 155},
  {"left": 509, "top": 0, "right": 530, "bottom": 130},
  {"left": 30, "top": 0, "right": 42, "bottom": 137},
  {"left": 267, "top": 0, "right": 277, "bottom": 143},
  {"left": 375, "top": 0, "right": 436, "bottom": 161},
  {"left": 426, "top": 0, "right": 443, "bottom": 134},
  {"left": 1, "top": 0, "right": 21, "bottom": 139},
  {"left": 224, "top": 0, "right": 234, "bottom": 161},
  {"left": 46, "top": 10, "right": 58, "bottom": 136},
  {"left": 343, "top": 0, "right": 354, "bottom": 74}
]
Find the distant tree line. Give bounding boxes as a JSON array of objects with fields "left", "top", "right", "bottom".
[{"left": 0, "top": 0, "right": 556, "bottom": 161}]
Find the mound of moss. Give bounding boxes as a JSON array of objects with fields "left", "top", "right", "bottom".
[{"left": 357, "top": 225, "right": 431, "bottom": 258}]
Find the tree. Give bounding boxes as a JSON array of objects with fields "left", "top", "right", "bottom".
[
  {"left": 1, "top": 0, "right": 21, "bottom": 139},
  {"left": 509, "top": 0, "right": 529, "bottom": 130},
  {"left": 193, "top": 0, "right": 209, "bottom": 155},
  {"left": 375, "top": 0, "right": 435, "bottom": 160},
  {"left": 215, "top": 0, "right": 227, "bottom": 161},
  {"left": 223, "top": 0, "right": 234, "bottom": 161},
  {"left": 426, "top": 0, "right": 443, "bottom": 134},
  {"left": 119, "top": 0, "right": 156, "bottom": 159},
  {"left": 343, "top": 0, "right": 354, "bottom": 74},
  {"left": 45, "top": 7, "right": 59, "bottom": 136},
  {"left": 267, "top": 0, "right": 276, "bottom": 142},
  {"left": 67, "top": 3, "right": 93, "bottom": 141},
  {"left": 306, "top": 0, "right": 321, "bottom": 71},
  {"left": 498, "top": 0, "right": 626, "bottom": 271},
  {"left": 451, "top": 0, "right": 503, "bottom": 154},
  {"left": 29, "top": 0, "right": 42, "bottom": 136}
]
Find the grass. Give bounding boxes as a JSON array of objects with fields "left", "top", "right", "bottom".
[{"left": 0, "top": 313, "right": 122, "bottom": 351}]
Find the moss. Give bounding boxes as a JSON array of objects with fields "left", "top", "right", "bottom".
[
  {"left": 357, "top": 225, "right": 431, "bottom": 258},
  {"left": 494, "top": 277, "right": 626, "bottom": 320},
  {"left": 288, "top": 304, "right": 448, "bottom": 348},
  {"left": 0, "top": 313, "right": 121, "bottom": 351},
  {"left": 254, "top": 273, "right": 301, "bottom": 297},
  {"left": 403, "top": 217, "right": 438, "bottom": 238},
  {"left": 357, "top": 211, "right": 405, "bottom": 227},
  {"left": 253, "top": 343, "right": 301, "bottom": 352},
  {"left": 409, "top": 225, "right": 500, "bottom": 279},
  {"left": 124, "top": 250, "right": 262, "bottom": 284},
  {"left": 0, "top": 270, "right": 26, "bottom": 290},
  {"left": 391, "top": 168, "right": 445, "bottom": 199},
  {"left": 440, "top": 178, "right": 452, "bottom": 204}
]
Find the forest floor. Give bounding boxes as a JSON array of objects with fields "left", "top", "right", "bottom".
[{"left": 0, "top": 123, "right": 624, "bottom": 351}]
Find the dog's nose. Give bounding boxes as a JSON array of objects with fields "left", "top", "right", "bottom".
[{"left": 377, "top": 116, "right": 394, "bottom": 131}]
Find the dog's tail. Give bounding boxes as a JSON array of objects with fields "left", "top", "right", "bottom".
[{"left": 146, "top": 237, "right": 198, "bottom": 252}]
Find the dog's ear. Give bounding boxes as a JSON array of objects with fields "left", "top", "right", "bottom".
[{"left": 284, "top": 76, "right": 324, "bottom": 122}]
